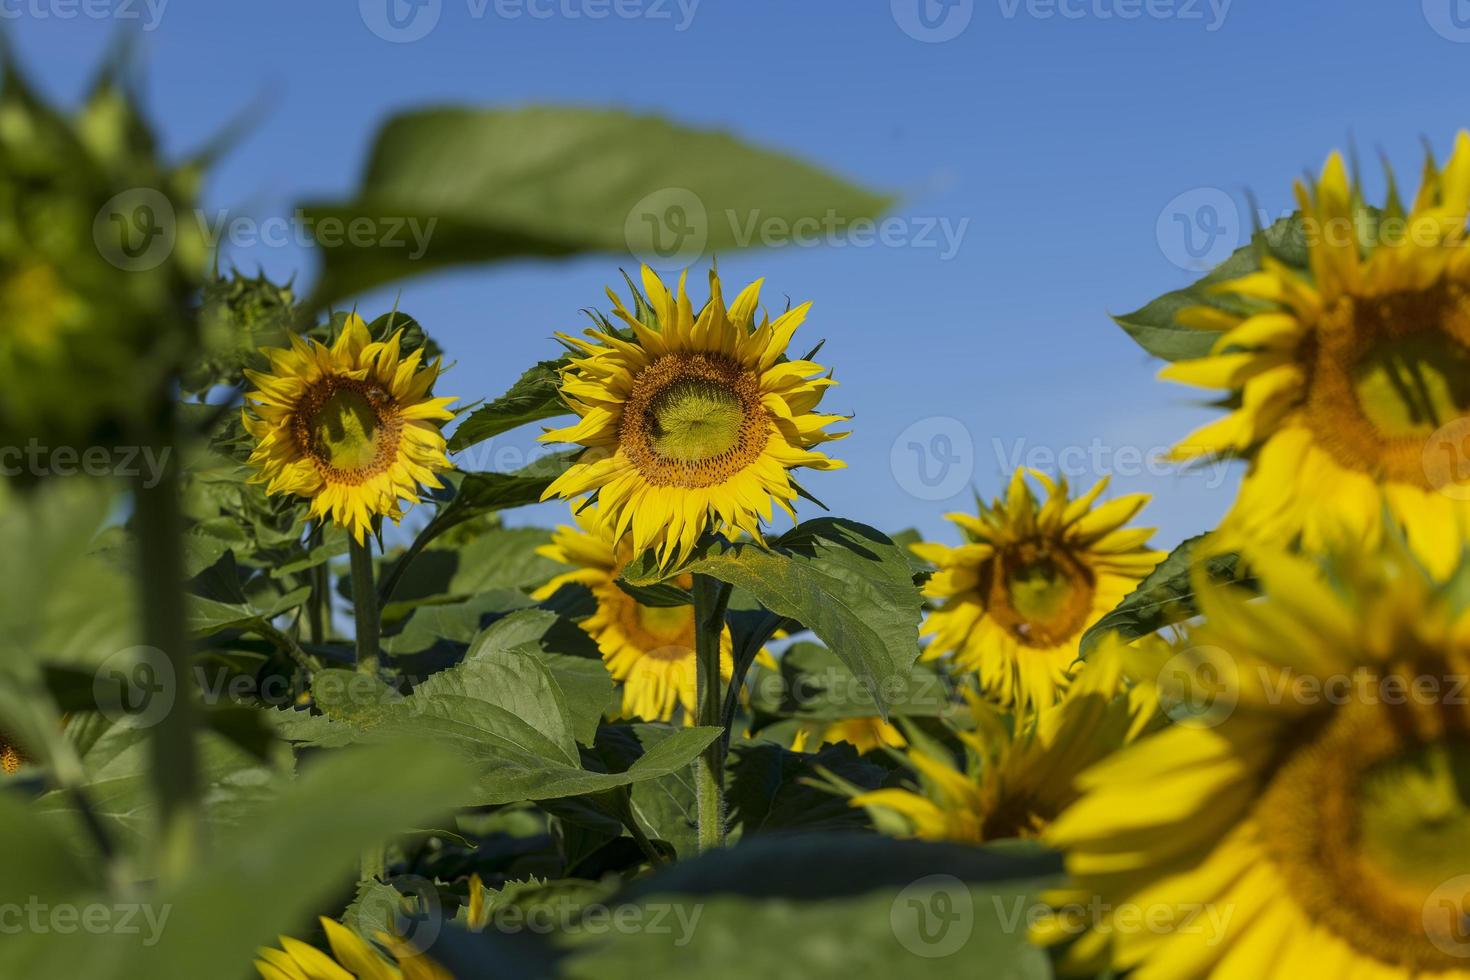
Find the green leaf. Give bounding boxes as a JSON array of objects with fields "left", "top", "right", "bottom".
[
  {"left": 300, "top": 106, "right": 892, "bottom": 307},
  {"left": 448, "top": 360, "right": 567, "bottom": 453},
  {"left": 746, "top": 642, "right": 954, "bottom": 724},
  {"left": 624, "top": 520, "right": 923, "bottom": 716},
  {"left": 379, "top": 527, "right": 562, "bottom": 621},
  {"left": 1113, "top": 214, "right": 1308, "bottom": 362},
  {"left": 1079, "top": 535, "right": 1253, "bottom": 656},
  {"left": 186, "top": 551, "right": 310, "bottom": 638}
]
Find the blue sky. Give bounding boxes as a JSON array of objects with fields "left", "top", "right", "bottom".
[{"left": 11, "top": 1, "right": 1470, "bottom": 549}]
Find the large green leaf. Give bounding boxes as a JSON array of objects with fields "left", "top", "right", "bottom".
[
  {"left": 747, "top": 641, "right": 954, "bottom": 725},
  {"left": 0, "top": 741, "right": 475, "bottom": 978},
  {"left": 624, "top": 520, "right": 924, "bottom": 716},
  {"left": 300, "top": 106, "right": 892, "bottom": 307},
  {"left": 1113, "top": 214, "right": 1308, "bottom": 362},
  {"left": 1079, "top": 535, "right": 1254, "bottom": 656},
  {"left": 449, "top": 360, "right": 568, "bottom": 453}
]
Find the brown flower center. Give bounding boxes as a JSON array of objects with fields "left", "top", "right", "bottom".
[
  {"left": 1303, "top": 281, "right": 1470, "bottom": 486},
  {"left": 985, "top": 543, "right": 1096, "bottom": 648},
  {"left": 620, "top": 353, "right": 769, "bottom": 488},
  {"left": 293, "top": 376, "right": 403, "bottom": 484}
]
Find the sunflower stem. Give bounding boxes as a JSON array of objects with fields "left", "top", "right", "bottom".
[
  {"left": 348, "top": 536, "right": 380, "bottom": 676},
  {"left": 133, "top": 434, "right": 200, "bottom": 882},
  {"left": 691, "top": 572, "right": 732, "bottom": 853}
]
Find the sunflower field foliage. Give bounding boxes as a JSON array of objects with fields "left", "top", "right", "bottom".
[{"left": 4, "top": 39, "right": 1470, "bottom": 980}]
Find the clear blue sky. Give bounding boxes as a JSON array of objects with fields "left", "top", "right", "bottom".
[{"left": 12, "top": 2, "right": 1469, "bottom": 549}]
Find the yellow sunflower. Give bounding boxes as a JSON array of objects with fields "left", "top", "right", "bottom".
[
  {"left": 792, "top": 717, "right": 907, "bottom": 755},
  {"left": 256, "top": 917, "right": 449, "bottom": 980},
  {"left": 533, "top": 505, "right": 733, "bottom": 724},
  {"left": 911, "top": 469, "right": 1163, "bottom": 714},
  {"left": 850, "top": 636, "right": 1157, "bottom": 843},
  {"left": 0, "top": 733, "right": 22, "bottom": 775},
  {"left": 539, "top": 266, "right": 846, "bottom": 568},
  {"left": 1163, "top": 133, "right": 1470, "bottom": 578},
  {"left": 242, "top": 314, "right": 456, "bottom": 544},
  {"left": 1039, "top": 541, "right": 1470, "bottom": 978}
]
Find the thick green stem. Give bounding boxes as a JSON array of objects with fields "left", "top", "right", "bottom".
[
  {"left": 133, "top": 441, "right": 200, "bottom": 880},
  {"left": 306, "top": 523, "right": 328, "bottom": 644},
  {"left": 348, "top": 537, "right": 380, "bottom": 676},
  {"left": 348, "top": 535, "right": 385, "bottom": 882},
  {"left": 691, "top": 573, "right": 732, "bottom": 853}
]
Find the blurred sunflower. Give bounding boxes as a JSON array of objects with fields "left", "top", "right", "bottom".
[
  {"left": 539, "top": 266, "right": 846, "bottom": 568},
  {"left": 1040, "top": 541, "right": 1470, "bottom": 978},
  {"left": 534, "top": 505, "right": 733, "bottom": 724},
  {"left": 848, "top": 637, "right": 1156, "bottom": 842},
  {"left": 1164, "top": 133, "right": 1470, "bottom": 577},
  {"left": 256, "top": 917, "right": 448, "bottom": 980},
  {"left": 792, "top": 717, "right": 907, "bottom": 755},
  {"left": 0, "top": 733, "right": 22, "bottom": 775},
  {"left": 242, "top": 314, "right": 456, "bottom": 544},
  {"left": 911, "top": 469, "right": 1162, "bottom": 714}
]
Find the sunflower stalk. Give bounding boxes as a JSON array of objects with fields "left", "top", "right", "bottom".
[
  {"left": 348, "top": 534, "right": 385, "bottom": 883},
  {"left": 133, "top": 429, "right": 201, "bottom": 881},
  {"left": 691, "top": 571, "right": 733, "bottom": 853}
]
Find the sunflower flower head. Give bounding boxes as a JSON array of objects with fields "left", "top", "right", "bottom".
[
  {"left": 242, "top": 313, "right": 457, "bottom": 544},
  {"left": 912, "top": 469, "right": 1162, "bottom": 714},
  {"left": 1040, "top": 539, "right": 1470, "bottom": 978},
  {"left": 532, "top": 503, "right": 733, "bottom": 724},
  {"left": 850, "top": 636, "right": 1156, "bottom": 844},
  {"left": 792, "top": 717, "right": 908, "bottom": 755},
  {"left": 539, "top": 266, "right": 847, "bottom": 568},
  {"left": 255, "top": 917, "right": 450, "bottom": 980},
  {"left": 1163, "top": 132, "right": 1470, "bottom": 578},
  {"left": 0, "top": 733, "right": 23, "bottom": 776}
]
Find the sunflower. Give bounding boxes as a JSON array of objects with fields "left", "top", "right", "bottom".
[
  {"left": 1039, "top": 541, "right": 1470, "bottom": 978},
  {"left": 0, "top": 735, "right": 22, "bottom": 775},
  {"left": 1163, "top": 133, "right": 1470, "bottom": 578},
  {"left": 255, "top": 917, "right": 449, "bottom": 980},
  {"left": 792, "top": 717, "right": 907, "bottom": 755},
  {"left": 911, "top": 469, "right": 1162, "bottom": 714},
  {"left": 849, "top": 637, "right": 1156, "bottom": 843},
  {"left": 242, "top": 314, "right": 456, "bottom": 544},
  {"left": 539, "top": 266, "right": 846, "bottom": 568},
  {"left": 533, "top": 505, "right": 733, "bottom": 724}
]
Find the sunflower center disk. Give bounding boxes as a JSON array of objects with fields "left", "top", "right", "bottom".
[
  {"left": 303, "top": 383, "right": 399, "bottom": 480},
  {"left": 648, "top": 379, "right": 745, "bottom": 463},
  {"left": 991, "top": 548, "right": 1094, "bottom": 647},
  {"left": 621, "top": 354, "right": 768, "bottom": 488},
  {"left": 3, "top": 261, "right": 70, "bottom": 350},
  {"left": 1258, "top": 697, "right": 1470, "bottom": 970},
  {"left": 1307, "top": 285, "right": 1470, "bottom": 484}
]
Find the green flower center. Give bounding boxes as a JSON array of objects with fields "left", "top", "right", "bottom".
[
  {"left": 988, "top": 545, "right": 1095, "bottom": 648},
  {"left": 1359, "top": 741, "right": 1470, "bottom": 891},
  {"left": 647, "top": 379, "right": 745, "bottom": 463},
  {"left": 1352, "top": 335, "right": 1470, "bottom": 439},
  {"left": 635, "top": 602, "right": 695, "bottom": 644},
  {"left": 295, "top": 379, "right": 403, "bottom": 483}
]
